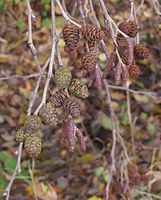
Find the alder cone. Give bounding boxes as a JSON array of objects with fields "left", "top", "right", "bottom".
[
  {"left": 15, "top": 127, "right": 26, "bottom": 143},
  {"left": 82, "top": 52, "right": 97, "bottom": 73},
  {"left": 63, "top": 98, "right": 80, "bottom": 118},
  {"left": 127, "top": 163, "right": 138, "bottom": 175},
  {"left": 54, "top": 67, "right": 72, "bottom": 89},
  {"left": 63, "top": 23, "right": 80, "bottom": 51},
  {"left": 39, "top": 103, "right": 58, "bottom": 127},
  {"left": 25, "top": 136, "right": 42, "bottom": 158},
  {"left": 134, "top": 44, "right": 149, "bottom": 59},
  {"left": 50, "top": 89, "right": 68, "bottom": 107},
  {"left": 69, "top": 78, "right": 89, "bottom": 99},
  {"left": 118, "top": 20, "right": 138, "bottom": 38},
  {"left": 129, "top": 64, "right": 140, "bottom": 78},
  {"left": 24, "top": 115, "right": 42, "bottom": 135},
  {"left": 82, "top": 24, "right": 105, "bottom": 42}
]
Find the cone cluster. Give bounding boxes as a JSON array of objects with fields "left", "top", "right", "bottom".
[
  {"left": 127, "top": 163, "right": 149, "bottom": 185},
  {"left": 16, "top": 115, "right": 42, "bottom": 158},
  {"left": 103, "top": 20, "right": 149, "bottom": 85}
]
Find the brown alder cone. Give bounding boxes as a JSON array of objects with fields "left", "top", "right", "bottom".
[
  {"left": 50, "top": 89, "right": 68, "bottom": 107},
  {"left": 138, "top": 164, "right": 148, "bottom": 175},
  {"left": 63, "top": 98, "right": 80, "bottom": 118},
  {"left": 129, "top": 64, "right": 141, "bottom": 78},
  {"left": 118, "top": 20, "right": 138, "bottom": 38},
  {"left": 127, "top": 163, "right": 138, "bottom": 175},
  {"left": 81, "top": 52, "right": 97, "bottom": 73},
  {"left": 134, "top": 44, "right": 149, "bottom": 59},
  {"left": 82, "top": 24, "right": 105, "bottom": 42},
  {"left": 63, "top": 23, "right": 80, "bottom": 51}
]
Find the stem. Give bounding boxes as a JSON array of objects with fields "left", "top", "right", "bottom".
[{"left": 55, "top": 0, "right": 81, "bottom": 28}]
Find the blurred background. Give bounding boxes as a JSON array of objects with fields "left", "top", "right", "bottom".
[{"left": 0, "top": 0, "right": 161, "bottom": 199}]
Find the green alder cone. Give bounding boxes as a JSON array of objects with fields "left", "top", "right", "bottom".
[
  {"left": 24, "top": 115, "right": 42, "bottom": 135},
  {"left": 25, "top": 136, "right": 42, "bottom": 158},
  {"left": 69, "top": 78, "right": 89, "bottom": 99},
  {"left": 39, "top": 103, "right": 58, "bottom": 127},
  {"left": 54, "top": 67, "right": 72, "bottom": 89},
  {"left": 15, "top": 127, "right": 26, "bottom": 143}
]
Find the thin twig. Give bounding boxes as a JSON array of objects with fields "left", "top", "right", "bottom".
[
  {"left": 0, "top": 73, "right": 42, "bottom": 81},
  {"left": 103, "top": 80, "right": 117, "bottom": 200},
  {"left": 99, "top": 0, "right": 129, "bottom": 38},
  {"left": 26, "top": 0, "right": 42, "bottom": 73},
  {"left": 55, "top": 0, "right": 82, "bottom": 28},
  {"left": 3, "top": 143, "right": 23, "bottom": 200},
  {"left": 34, "top": 0, "right": 57, "bottom": 115},
  {"left": 151, "top": 0, "right": 161, "bottom": 16},
  {"left": 107, "top": 84, "right": 157, "bottom": 98}
]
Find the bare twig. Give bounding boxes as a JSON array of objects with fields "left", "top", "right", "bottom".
[
  {"left": 104, "top": 80, "right": 117, "bottom": 200},
  {"left": 151, "top": 0, "right": 161, "bottom": 16},
  {"left": 0, "top": 73, "right": 42, "bottom": 81},
  {"left": 26, "top": 0, "right": 42, "bottom": 73},
  {"left": 27, "top": 58, "right": 50, "bottom": 115},
  {"left": 107, "top": 84, "right": 157, "bottom": 98},
  {"left": 34, "top": 0, "right": 57, "bottom": 115},
  {"left": 55, "top": 0, "right": 82, "bottom": 28},
  {"left": 99, "top": 0, "right": 129, "bottom": 38},
  {"left": 3, "top": 143, "right": 23, "bottom": 200}
]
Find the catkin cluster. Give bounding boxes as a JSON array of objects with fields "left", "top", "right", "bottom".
[
  {"left": 63, "top": 23, "right": 105, "bottom": 91},
  {"left": 102, "top": 20, "right": 149, "bottom": 85}
]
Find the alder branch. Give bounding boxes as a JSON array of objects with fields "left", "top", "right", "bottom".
[
  {"left": 26, "top": 0, "right": 42, "bottom": 73},
  {"left": 55, "top": 0, "right": 82, "bottom": 28},
  {"left": 34, "top": 0, "right": 57, "bottom": 115},
  {"left": 151, "top": 0, "right": 161, "bottom": 16},
  {"left": 0, "top": 73, "right": 42, "bottom": 81},
  {"left": 99, "top": 0, "right": 129, "bottom": 38}
]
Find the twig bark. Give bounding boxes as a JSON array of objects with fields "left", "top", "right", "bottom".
[
  {"left": 55, "top": 0, "right": 81, "bottom": 28},
  {"left": 26, "top": 0, "right": 42, "bottom": 73},
  {"left": 34, "top": 0, "right": 57, "bottom": 115}
]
